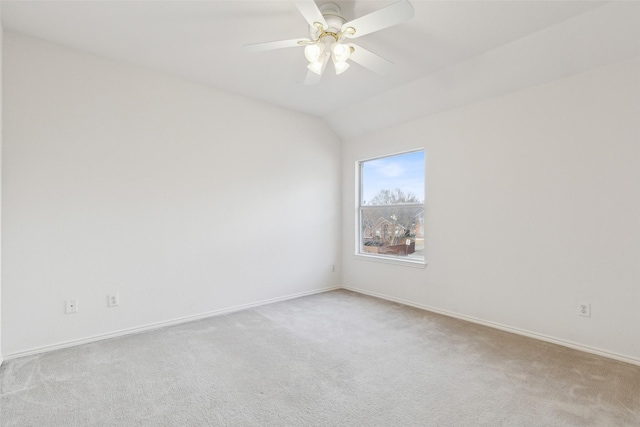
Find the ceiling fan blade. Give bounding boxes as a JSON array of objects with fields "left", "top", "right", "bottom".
[
  {"left": 348, "top": 44, "right": 394, "bottom": 75},
  {"left": 244, "top": 38, "right": 310, "bottom": 53},
  {"left": 295, "top": 0, "right": 328, "bottom": 30},
  {"left": 341, "top": 0, "right": 414, "bottom": 39}
]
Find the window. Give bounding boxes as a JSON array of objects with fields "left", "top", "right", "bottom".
[{"left": 358, "top": 150, "right": 425, "bottom": 264}]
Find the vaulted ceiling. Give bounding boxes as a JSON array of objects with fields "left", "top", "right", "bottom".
[{"left": 2, "top": 1, "right": 639, "bottom": 138}]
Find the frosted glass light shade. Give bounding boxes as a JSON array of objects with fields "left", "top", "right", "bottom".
[
  {"left": 331, "top": 43, "right": 351, "bottom": 63},
  {"left": 304, "top": 44, "right": 324, "bottom": 63},
  {"left": 308, "top": 60, "right": 324, "bottom": 75},
  {"left": 333, "top": 60, "right": 350, "bottom": 75},
  {"left": 307, "top": 51, "right": 330, "bottom": 75}
]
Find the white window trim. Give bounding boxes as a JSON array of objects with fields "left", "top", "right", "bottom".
[{"left": 353, "top": 252, "right": 427, "bottom": 268}]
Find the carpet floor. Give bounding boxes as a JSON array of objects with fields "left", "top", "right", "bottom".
[{"left": 1, "top": 289, "right": 639, "bottom": 426}]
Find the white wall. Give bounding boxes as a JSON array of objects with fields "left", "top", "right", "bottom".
[
  {"left": 342, "top": 58, "right": 640, "bottom": 363},
  {"left": 2, "top": 32, "right": 342, "bottom": 357},
  {"left": 0, "top": 9, "right": 4, "bottom": 366}
]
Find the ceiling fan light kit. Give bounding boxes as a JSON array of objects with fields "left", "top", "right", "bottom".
[
  {"left": 302, "top": 3, "right": 352, "bottom": 75},
  {"left": 245, "top": 0, "right": 414, "bottom": 84}
]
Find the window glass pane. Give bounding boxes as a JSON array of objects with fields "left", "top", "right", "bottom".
[
  {"left": 358, "top": 150, "right": 425, "bottom": 263},
  {"left": 361, "top": 151, "right": 424, "bottom": 206}
]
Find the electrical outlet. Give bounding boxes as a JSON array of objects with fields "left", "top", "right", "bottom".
[
  {"left": 578, "top": 302, "right": 591, "bottom": 317},
  {"left": 108, "top": 293, "right": 120, "bottom": 307},
  {"left": 65, "top": 299, "right": 78, "bottom": 314}
]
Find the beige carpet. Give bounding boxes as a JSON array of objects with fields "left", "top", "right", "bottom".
[{"left": 1, "top": 289, "right": 639, "bottom": 426}]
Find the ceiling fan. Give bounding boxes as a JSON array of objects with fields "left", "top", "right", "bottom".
[{"left": 244, "top": 0, "right": 414, "bottom": 84}]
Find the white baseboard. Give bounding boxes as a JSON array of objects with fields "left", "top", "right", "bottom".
[
  {"left": 8, "top": 285, "right": 636, "bottom": 367},
  {"left": 342, "top": 285, "right": 640, "bottom": 367},
  {"left": 2, "top": 286, "right": 340, "bottom": 361}
]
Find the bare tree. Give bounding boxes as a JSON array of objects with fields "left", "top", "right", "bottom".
[{"left": 365, "top": 188, "right": 422, "bottom": 206}]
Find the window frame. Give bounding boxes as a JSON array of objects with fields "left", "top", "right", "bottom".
[{"left": 355, "top": 149, "right": 426, "bottom": 268}]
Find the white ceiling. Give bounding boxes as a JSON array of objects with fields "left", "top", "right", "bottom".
[{"left": 2, "top": 1, "right": 639, "bottom": 138}]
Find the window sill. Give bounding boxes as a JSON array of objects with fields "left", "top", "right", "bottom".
[{"left": 353, "top": 253, "right": 427, "bottom": 269}]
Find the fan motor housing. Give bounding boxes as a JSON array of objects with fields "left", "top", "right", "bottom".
[{"left": 309, "top": 3, "right": 346, "bottom": 40}]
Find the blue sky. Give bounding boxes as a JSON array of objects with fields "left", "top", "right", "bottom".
[{"left": 361, "top": 150, "right": 424, "bottom": 204}]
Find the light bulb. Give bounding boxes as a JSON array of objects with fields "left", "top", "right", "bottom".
[
  {"left": 333, "top": 60, "right": 350, "bottom": 75},
  {"left": 304, "top": 44, "right": 324, "bottom": 63},
  {"left": 331, "top": 43, "right": 351, "bottom": 63}
]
